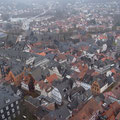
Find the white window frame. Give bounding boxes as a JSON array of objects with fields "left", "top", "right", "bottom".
[
  {"left": 17, "top": 106, "right": 19, "bottom": 110},
  {"left": 2, "top": 114, "right": 5, "bottom": 119},
  {"left": 12, "top": 108, "right": 15, "bottom": 113},
  {"left": 16, "top": 101, "right": 18, "bottom": 105},
  {"left": 7, "top": 111, "right": 10, "bottom": 116},
  {"left": 11, "top": 103, "right": 14, "bottom": 108},
  {"left": 6, "top": 106, "right": 9, "bottom": 110}
]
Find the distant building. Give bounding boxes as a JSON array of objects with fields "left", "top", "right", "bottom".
[{"left": 0, "top": 32, "right": 7, "bottom": 39}]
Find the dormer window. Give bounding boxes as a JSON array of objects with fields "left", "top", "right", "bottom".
[
  {"left": 6, "top": 99, "right": 10, "bottom": 104},
  {"left": 16, "top": 101, "right": 18, "bottom": 105},
  {"left": 59, "top": 115, "right": 62, "bottom": 118},
  {"left": 11, "top": 104, "right": 14, "bottom": 108},
  {"left": 63, "top": 88, "right": 67, "bottom": 92}
]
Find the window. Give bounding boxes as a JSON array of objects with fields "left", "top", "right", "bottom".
[
  {"left": 7, "top": 111, "right": 10, "bottom": 116},
  {"left": 17, "top": 106, "right": 19, "bottom": 110},
  {"left": 12, "top": 109, "right": 15, "bottom": 113},
  {"left": 2, "top": 114, "right": 5, "bottom": 119},
  {"left": 6, "top": 106, "right": 9, "bottom": 110},
  {"left": 18, "top": 111, "right": 20, "bottom": 115},
  {"left": 6, "top": 99, "right": 10, "bottom": 104},
  {"left": 13, "top": 114, "right": 16, "bottom": 118},
  {"left": 11, "top": 104, "right": 14, "bottom": 108},
  {"left": 97, "top": 88, "right": 99, "bottom": 91},
  {"left": 8, "top": 117, "right": 11, "bottom": 120},
  {"left": 16, "top": 101, "right": 18, "bottom": 105},
  {"left": 0, "top": 109, "right": 4, "bottom": 114}
]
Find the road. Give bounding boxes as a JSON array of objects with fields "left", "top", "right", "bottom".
[{"left": 22, "top": 4, "right": 53, "bottom": 30}]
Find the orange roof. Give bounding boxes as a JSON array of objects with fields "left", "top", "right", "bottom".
[
  {"left": 108, "top": 115, "right": 115, "bottom": 120},
  {"left": 103, "top": 108, "right": 114, "bottom": 118},
  {"left": 111, "top": 69, "right": 116, "bottom": 74},
  {"left": 46, "top": 103, "right": 55, "bottom": 111},
  {"left": 92, "top": 71, "right": 99, "bottom": 76},
  {"left": 37, "top": 52, "right": 46, "bottom": 56},
  {"left": 102, "top": 102, "right": 120, "bottom": 119},
  {"left": 55, "top": 54, "right": 67, "bottom": 61},
  {"left": 99, "top": 35, "right": 107, "bottom": 40},
  {"left": 101, "top": 57, "right": 106, "bottom": 61},
  {"left": 46, "top": 74, "right": 58, "bottom": 83},
  {"left": 35, "top": 80, "right": 51, "bottom": 91},
  {"left": 33, "top": 42, "right": 42, "bottom": 46}
]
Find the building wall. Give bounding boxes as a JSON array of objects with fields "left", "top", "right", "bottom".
[
  {"left": 24, "top": 100, "right": 38, "bottom": 115},
  {"left": 100, "top": 83, "right": 108, "bottom": 93},
  {"left": 80, "top": 82, "right": 91, "bottom": 90},
  {"left": 0, "top": 100, "right": 21, "bottom": 120},
  {"left": 91, "top": 81, "right": 100, "bottom": 94}
]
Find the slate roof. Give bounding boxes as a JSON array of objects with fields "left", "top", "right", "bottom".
[
  {"left": 0, "top": 83, "right": 21, "bottom": 109},
  {"left": 46, "top": 53, "right": 56, "bottom": 60},
  {"left": 36, "top": 106, "right": 50, "bottom": 119},
  {"left": 52, "top": 79, "right": 73, "bottom": 99},
  {"left": 11, "top": 64, "right": 24, "bottom": 76},
  {"left": 47, "top": 105, "right": 71, "bottom": 120},
  {"left": 93, "top": 75, "right": 114, "bottom": 88},
  {"left": 30, "top": 67, "right": 42, "bottom": 81},
  {"left": 25, "top": 96, "right": 41, "bottom": 107}
]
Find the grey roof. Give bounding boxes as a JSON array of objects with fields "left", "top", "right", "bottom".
[
  {"left": 11, "top": 64, "right": 24, "bottom": 76},
  {"left": 95, "top": 94, "right": 105, "bottom": 104},
  {"left": 46, "top": 53, "right": 56, "bottom": 60},
  {"left": 48, "top": 60, "right": 60, "bottom": 68},
  {"left": 25, "top": 96, "right": 41, "bottom": 107},
  {"left": 0, "top": 32, "right": 7, "bottom": 38},
  {"left": 66, "top": 55, "right": 74, "bottom": 61},
  {"left": 31, "top": 67, "right": 42, "bottom": 81},
  {"left": 94, "top": 75, "right": 113, "bottom": 88},
  {"left": 88, "top": 44, "right": 99, "bottom": 54},
  {"left": 0, "top": 48, "right": 34, "bottom": 62},
  {"left": 53, "top": 79, "right": 73, "bottom": 99},
  {"left": 48, "top": 105, "right": 71, "bottom": 120},
  {"left": 75, "top": 89, "right": 92, "bottom": 103},
  {"left": 70, "top": 86, "right": 85, "bottom": 97},
  {"left": 0, "top": 83, "right": 21, "bottom": 109},
  {"left": 36, "top": 106, "right": 49, "bottom": 119},
  {"left": 37, "top": 95, "right": 55, "bottom": 103}
]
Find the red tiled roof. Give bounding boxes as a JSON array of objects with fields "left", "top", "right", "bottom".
[
  {"left": 37, "top": 52, "right": 46, "bottom": 56},
  {"left": 92, "top": 71, "right": 99, "bottom": 76},
  {"left": 70, "top": 98, "right": 102, "bottom": 120},
  {"left": 116, "top": 112, "right": 120, "bottom": 120},
  {"left": 108, "top": 115, "right": 115, "bottom": 120},
  {"left": 111, "top": 69, "right": 116, "bottom": 74},
  {"left": 35, "top": 80, "right": 52, "bottom": 91},
  {"left": 46, "top": 74, "right": 58, "bottom": 83},
  {"left": 98, "top": 35, "right": 107, "bottom": 40},
  {"left": 101, "top": 102, "right": 120, "bottom": 120},
  {"left": 55, "top": 54, "right": 67, "bottom": 61}
]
